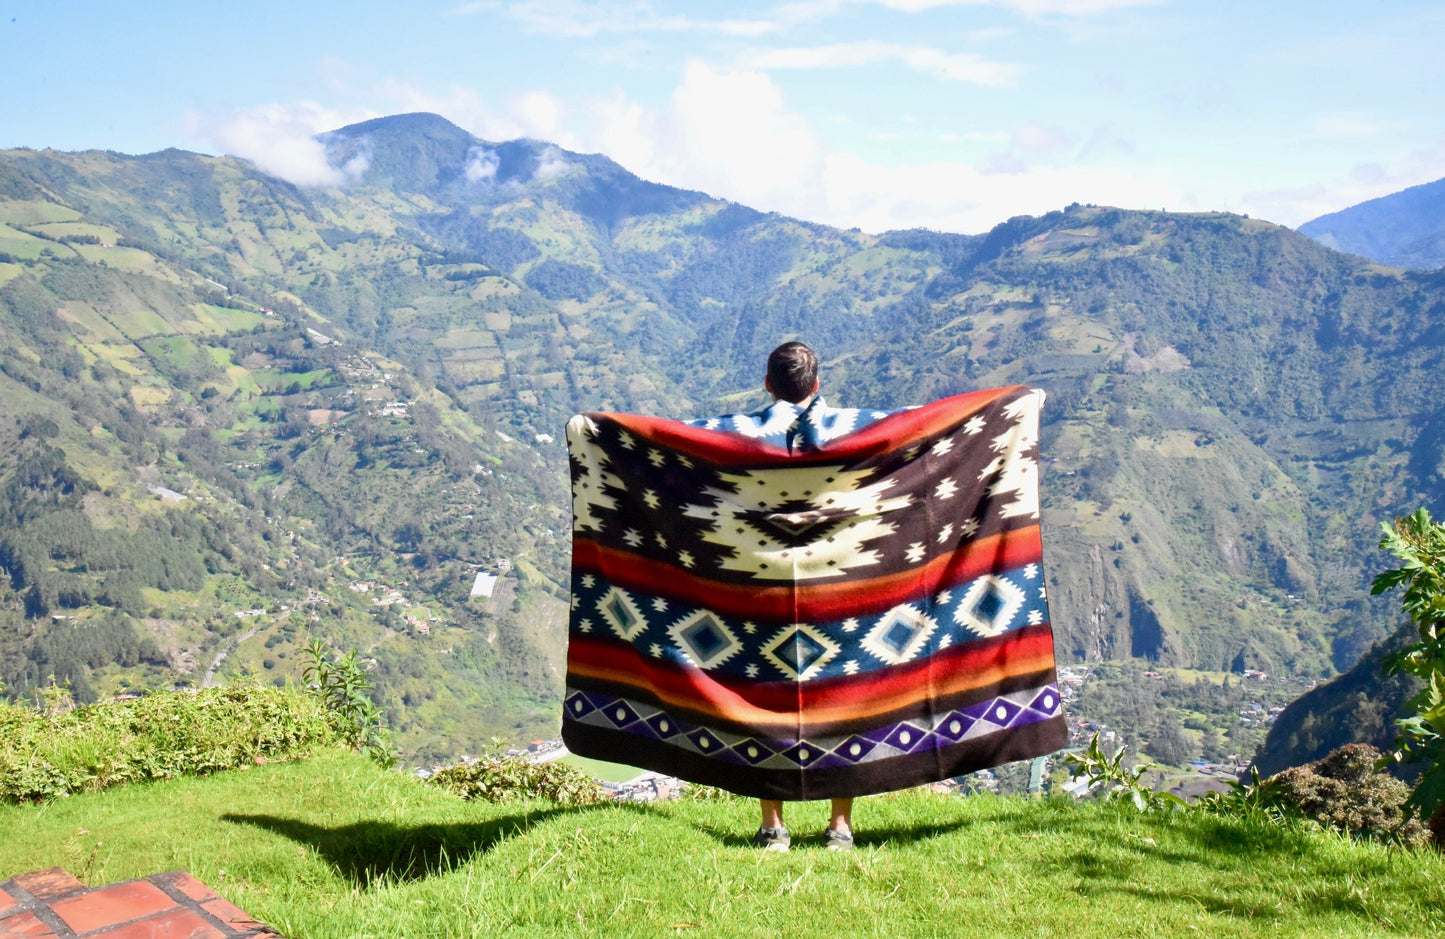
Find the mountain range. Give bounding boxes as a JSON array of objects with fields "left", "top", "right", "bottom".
[
  {"left": 1299, "top": 176, "right": 1445, "bottom": 270},
  {"left": 2, "top": 113, "right": 1442, "bottom": 766}
]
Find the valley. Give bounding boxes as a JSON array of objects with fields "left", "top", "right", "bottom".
[{"left": 2, "top": 114, "right": 1443, "bottom": 770}]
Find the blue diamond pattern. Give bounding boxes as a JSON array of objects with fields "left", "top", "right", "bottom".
[
  {"left": 973, "top": 587, "right": 1006, "bottom": 622},
  {"left": 681, "top": 618, "right": 728, "bottom": 658},
  {"left": 776, "top": 630, "right": 829, "bottom": 673}
]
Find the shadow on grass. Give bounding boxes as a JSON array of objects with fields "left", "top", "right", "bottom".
[
  {"left": 1039, "top": 812, "right": 1445, "bottom": 923},
  {"left": 674, "top": 795, "right": 1107, "bottom": 850},
  {"left": 223, "top": 805, "right": 602, "bottom": 887}
]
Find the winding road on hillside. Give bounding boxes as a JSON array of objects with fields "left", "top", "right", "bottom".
[{"left": 201, "top": 625, "right": 261, "bottom": 687}]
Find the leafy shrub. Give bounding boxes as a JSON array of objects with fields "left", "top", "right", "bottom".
[
  {"left": 678, "top": 783, "right": 740, "bottom": 801},
  {"left": 301, "top": 640, "right": 396, "bottom": 767},
  {"left": 426, "top": 747, "right": 604, "bottom": 806},
  {"left": 1372, "top": 507, "right": 1445, "bottom": 841},
  {"left": 1267, "top": 744, "right": 1427, "bottom": 847},
  {"left": 1066, "top": 733, "right": 1280, "bottom": 819},
  {"left": 1065, "top": 734, "right": 1186, "bottom": 812},
  {"left": 0, "top": 684, "right": 338, "bottom": 803}
]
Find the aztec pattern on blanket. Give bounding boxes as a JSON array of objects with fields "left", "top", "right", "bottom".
[{"left": 562, "top": 386, "right": 1067, "bottom": 800}]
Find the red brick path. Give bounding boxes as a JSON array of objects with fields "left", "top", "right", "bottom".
[{"left": 0, "top": 868, "right": 279, "bottom": 938}]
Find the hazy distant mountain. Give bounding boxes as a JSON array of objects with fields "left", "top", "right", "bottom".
[
  {"left": 4, "top": 113, "right": 1445, "bottom": 767},
  {"left": 1298, "top": 176, "right": 1445, "bottom": 270}
]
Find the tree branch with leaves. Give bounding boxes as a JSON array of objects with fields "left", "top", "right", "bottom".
[{"left": 1371, "top": 507, "right": 1445, "bottom": 838}]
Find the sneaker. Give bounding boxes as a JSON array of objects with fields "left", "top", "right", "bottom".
[
  {"left": 824, "top": 828, "right": 854, "bottom": 851},
  {"left": 753, "top": 826, "right": 791, "bottom": 852}
]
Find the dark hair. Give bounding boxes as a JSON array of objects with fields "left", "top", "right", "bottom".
[{"left": 766, "top": 341, "right": 819, "bottom": 403}]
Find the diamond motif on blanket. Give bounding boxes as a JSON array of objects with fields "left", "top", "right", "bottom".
[
  {"left": 732, "top": 739, "right": 776, "bottom": 765},
  {"left": 782, "top": 742, "right": 825, "bottom": 767},
  {"left": 975, "top": 698, "right": 1022, "bottom": 728},
  {"left": 861, "top": 604, "right": 937, "bottom": 665},
  {"left": 933, "top": 713, "right": 977, "bottom": 741},
  {"left": 680, "top": 465, "right": 908, "bottom": 581},
  {"left": 953, "top": 575, "right": 1027, "bottom": 638},
  {"left": 761, "top": 624, "right": 839, "bottom": 680},
  {"left": 604, "top": 700, "right": 642, "bottom": 728},
  {"left": 597, "top": 586, "right": 649, "bottom": 642},
  {"left": 645, "top": 712, "right": 683, "bottom": 738},
  {"left": 565, "top": 692, "right": 597, "bottom": 719},
  {"left": 883, "top": 723, "right": 930, "bottom": 753},
  {"left": 832, "top": 735, "right": 880, "bottom": 763},
  {"left": 667, "top": 610, "right": 742, "bottom": 669},
  {"left": 1026, "top": 687, "right": 1059, "bottom": 716},
  {"left": 687, "top": 728, "right": 725, "bottom": 754}
]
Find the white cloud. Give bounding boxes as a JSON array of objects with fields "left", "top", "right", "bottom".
[
  {"left": 979, "top": 122, "right": 1073, "bottom": 173},
  {"left": 444, "top": 1, "right": 501, "bottom": 14},
  {"left": 536, "top": 145, "right": 571, "bottom": 179},
  {"left": 877, "top": 0, "right": 1162, "bottom": 13},
  {"left": 1350, "top": 163, "right": 1386, "bottom": 185},
  {"left": 776, "top": 0, "right": 1160, "bottom": 22},
  {"left": 465, "top": 146, "right": 500, "bottom": 182},
  {"left": 821, "top": 151, "right": 1180, "bottom": 234},
  {"left": 741, "top": 41, "right": 1024, "bottom": 87},
  {"left": 515, "top": 90, "right": 567, "bottom": 140},
  {"left": 571, "top": 61, "right": 1182, "bottom": 234},
  {"left": 201, "top": 102, "right": 377, "bottom": 187},
  {"left": 461, "top": 142, "right": 568, "bottom": 185},
  {"left": 1309, "top": 111, "right": 1391, "bottom": 140},
  {"left": 497, "top": 1, "right": 777, "bottom": 38},
  {"left": 590, "top": 60, "right": 830, "bottom": 218},
  {"left": 374, "top": 80, "right": 581, "bottom": 147},
  {"left": 1240, "top": 135, "right": 1445, "bottom": 227}
]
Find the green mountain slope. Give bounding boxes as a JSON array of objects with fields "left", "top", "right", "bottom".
[
  {"left": 1253, "top": 621, "right": 1420, "bottom": 777},
  {"left": 2, "top": 113, "right": 1443, "bottom": 766}
]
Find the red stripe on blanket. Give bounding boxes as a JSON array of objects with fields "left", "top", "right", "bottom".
[
  {"left": 586, "top": 386, "right": 1022, "bottom": 466},
  {"left": 566, "top": 624, "right": 1058, "bottom": 731}
]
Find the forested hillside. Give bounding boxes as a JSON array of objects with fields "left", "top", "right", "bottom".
[{"left": 2, "top": 113, "right": 1442, "bottom": 766}]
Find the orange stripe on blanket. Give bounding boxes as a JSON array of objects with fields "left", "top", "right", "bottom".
[
  {"left": 566, "top": 625, "right": 1058, "bottom": 731},
  {"left": 572, "top": 525, "right": 1042, "bottom": 623}
]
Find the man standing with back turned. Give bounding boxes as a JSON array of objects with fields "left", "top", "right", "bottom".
[
  {"left": 749, "top": 341, "right": 853, "bottom": 851},
  {"left": 561, "top": 340, "right": 1067, "bottom": 855}
]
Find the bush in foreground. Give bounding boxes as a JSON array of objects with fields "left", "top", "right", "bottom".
[
  {"left": 426, "top": 749, "right": 605, "bottom": 805},
  {"left": 1372, "top": 507, "right": 1445, "bottom": 842},
  {"left": 0, "top": 683, "right": 338, "bottom": 803},
  {"left": 1269, "top": 743, "right": 1428, "bottom": 848}
]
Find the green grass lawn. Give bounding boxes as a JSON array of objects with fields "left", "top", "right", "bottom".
[
  {"left": 556, "top": 753, "right": 645, "bottom": 784},
  {"left": 3, "top": 750, "right": 1443, "bottom": 937}
]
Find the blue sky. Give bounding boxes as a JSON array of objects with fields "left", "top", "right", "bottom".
[{"left": 4, "top": 0, "right": 1442, "bottom": 234}]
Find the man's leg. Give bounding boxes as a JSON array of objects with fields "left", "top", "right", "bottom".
[
  {"left": 826, "top": 797, "right": 855, "bottom": 850},
  {"left": 828, "top": 797, "right": 853, "bottom": 835},
  {"left": 755, "top": 799, "right": 790, "bottom": 851}
]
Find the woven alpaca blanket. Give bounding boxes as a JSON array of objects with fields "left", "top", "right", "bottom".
[{"left": 561, "top": 386, "right": 1067, "bottom": 799}]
